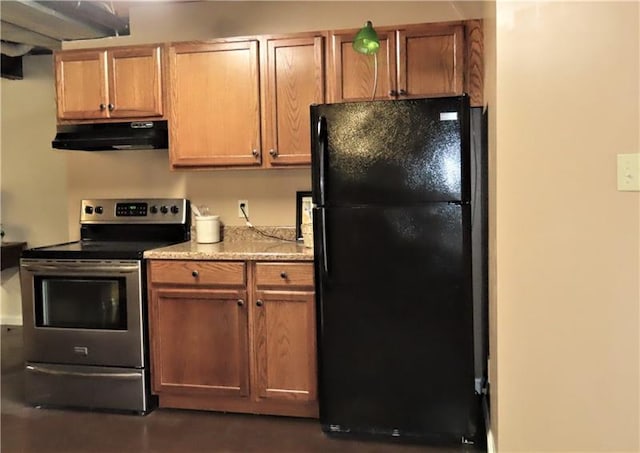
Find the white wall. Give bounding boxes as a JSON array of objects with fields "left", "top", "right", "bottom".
[
  {"left": 494, "top": 1, "right": 639, "bottom": 451},
  {"left": 0, "top": 55, "right": 69, "bottom": 324}
]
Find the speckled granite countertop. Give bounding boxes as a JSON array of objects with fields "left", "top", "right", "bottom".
[{"left": 144, "top": 226, "right": 314, "bottom": 261}]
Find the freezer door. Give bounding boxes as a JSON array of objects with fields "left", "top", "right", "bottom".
[
  {"left": 311, "top": 96, "right": 470, "bottom": 207},
  {"left": 313, "top": 204, "right": 477, "bottom": 441}
]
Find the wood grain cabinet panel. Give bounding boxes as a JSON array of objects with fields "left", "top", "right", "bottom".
[
  {"left": 150, "top": 288, "right": 249, "bottom": 397},
  {"left": 397, "top": 24, "right": 464, "bottom": 98},
  {"left": 263, "top": 36, "right": 325, "bottom": 167},
  {"left": 55, "top": 50, "right": 108, "bottom": 120},
  {"left": 254, "top": 290, "right": 317, "bottom": 402},
  {"left": 149, "top": 260, "right": 246, "bottom": 286},
  {"left": 168, "top": 41, "right": 261, "bottom": 168},
  {"left": 55, "top": 45, "right": 163, "bottom": 121},
  {"left": 107, "top": 46, "right": 164, "bottom": 118},
  {"left": 255, "top": 262, "right": 314, "bottom": 288}
]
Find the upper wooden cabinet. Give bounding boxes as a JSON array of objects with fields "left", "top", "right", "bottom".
[
  {"left": 397, "top": 24, "right": 464, "bottom": 98},
  {"left": 328, "top": 22, "right": 467, "bottom": 102},
  {"left": 263, "top": 36, "right": 325, "bottom": 168},
  {"left": 168, "top": 33, "right": 324, "bottom": 169},
  {"left": 168, "top": 40, "right": 262, "bottom": 168},
  {"left": 52, "top": 20, "right": 482, "bottom": 164},
  {"left": 54, "top": 45, "right": 164, "bottom": 121},
  {"left": 328, "top": 28, "right": 397, "bottom": 102}
]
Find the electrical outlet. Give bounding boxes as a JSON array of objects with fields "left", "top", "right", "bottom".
[{"left": 238, "top": 200, "right": 249, "bottom": 218}]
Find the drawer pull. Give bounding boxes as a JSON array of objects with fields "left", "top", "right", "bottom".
[
  {"left": 280, "top": 271, "right": 288, "bottom": 279},
  {"left": 237, "top": 299, "right": 245, "bottom": 307},
  {"left": 191, "top": 270, "right": 199, "bottom": 278},
  {"left": 256, "top": 299, "right": 263, "bottom": 307}
]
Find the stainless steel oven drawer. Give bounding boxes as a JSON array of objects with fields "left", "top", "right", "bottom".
[{"left": 25, "top": 362, "right": 153, "bottom": 413}]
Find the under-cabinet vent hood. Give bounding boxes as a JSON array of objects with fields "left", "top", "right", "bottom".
[{"left": 52, "top": 121, "right": 168, "bottom": 151}]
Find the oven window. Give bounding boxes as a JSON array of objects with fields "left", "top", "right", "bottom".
[{"left": 34, "top": 277, "right": 127, "bottom": 330}]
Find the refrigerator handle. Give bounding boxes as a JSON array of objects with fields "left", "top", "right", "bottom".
[
  {"left": 317, "top": 116, "right": 327, "bottom": 206},
  {"left": 320, "top": 209, "right": 329, "bottom": 276}
]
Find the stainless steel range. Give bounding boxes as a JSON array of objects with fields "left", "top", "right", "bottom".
[{"left": 20, "top": 198, "right": 191, "bottom": 414}]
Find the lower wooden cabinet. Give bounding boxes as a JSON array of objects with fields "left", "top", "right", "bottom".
[
  {"left": 147, "top": 259, "right": 318, "bottom": 418},
  {"left": 254, "top": 262, "right": 317, "bottom": 409},
  {"left": 150, "top": 288, "right": 250, "bottom": 398}
]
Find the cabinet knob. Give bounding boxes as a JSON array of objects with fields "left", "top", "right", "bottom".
[
  {"left": 99, "top": 103, "right": 106, "bottom": 111},
  {"left": 398, "top": 89, "right": 407, "bottom": 96},
  {"left": 256, "top": 300, "right": 263, "bottom": 307},
  {"left": 191, "top": 270, "right": 199, "bottom": 278},
  {"left": 108, "top": 103, "right": 114, "bottom": 111},
  {"left": 269, "top": 149, "right": 278, "bottom": 158},
  {"left": 237, "top": 299, "right": 245, "bottom": 307},
  {"left": 280, "top": 271, "right": 288, "bottom": 279},
  {"left": 252, "top": 149, "right": 260, "bottom": 158}
]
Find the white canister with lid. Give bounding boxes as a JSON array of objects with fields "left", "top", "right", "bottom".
[{"left": 195, "top": 215, "right": 220, "bottom": 243}]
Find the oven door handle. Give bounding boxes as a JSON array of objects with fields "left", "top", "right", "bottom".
[
  {"left": 26, "top": 364, "right": 141, "bottom": 380},
  {"left": 21, "top": 263, "right": 140, "bottom": 274}
]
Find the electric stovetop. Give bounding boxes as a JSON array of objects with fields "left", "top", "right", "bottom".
[
  {"left": 21, "top": 198, "right": 192, "bottom": 261},
  {"left": 21, "top": 240, "right": 183, "bottom": 260}
]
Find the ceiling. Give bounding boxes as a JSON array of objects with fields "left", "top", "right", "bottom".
[{"left": 0, "top": 1, "right": 131, "bottom": 56}]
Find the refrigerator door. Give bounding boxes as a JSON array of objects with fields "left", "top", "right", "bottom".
[
  {"left": 313, "top": 203, "right": 477, "bottom": 442},
  {"left": 311, "top": 96, "right": 470, "bottom": 207}
]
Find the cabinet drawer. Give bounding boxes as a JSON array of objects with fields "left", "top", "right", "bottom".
[
  {"left": 255, "top": 262, "right": 314, "bottom": 289},
  {"left": 149, "top": 260, "right": 246, "bottom": 286}
]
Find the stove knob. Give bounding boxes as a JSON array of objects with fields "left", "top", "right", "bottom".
[
  {"left": 150, "top": 205, "right": 158, "bottom": 214},
  {"left": 160, "top": 206, "right": 169, "bottom": 214},
  {"left": 170, "top": 205, "right": 179, "bottom": 214},
  {"left": 84, "top": 206, "right": 94, "bottom": 214},
  {"left": 95, "top": 206, "right": 104, "bottom": 214}
]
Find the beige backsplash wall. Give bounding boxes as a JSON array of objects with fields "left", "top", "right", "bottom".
[
  {"left": 65, "top": 149, "right": 310, "bottom": 239},
  {"left": 63, "top": 1, "right": 484, "bottom": 239}
]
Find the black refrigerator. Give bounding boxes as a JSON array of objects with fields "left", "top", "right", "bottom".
[{"left": 310, "top": 95, "right": 487, "bottom": 445}]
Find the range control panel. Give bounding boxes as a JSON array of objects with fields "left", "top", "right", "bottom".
[{"left": 80, "top": 198, "right": 190, "bottom": 224}]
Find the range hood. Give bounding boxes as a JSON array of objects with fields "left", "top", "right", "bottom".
[{"left": 52, "top": 121, "right": 168, "bottom": 151}]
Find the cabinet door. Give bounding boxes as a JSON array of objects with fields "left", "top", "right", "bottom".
[
  {"left": 150, "top": 288, "right": 249, "bottom": 397},
  {"left": 254, "top": 290, "right": 317, "bottom": 402},
  {"left": 263, "top": 36, "right": 324, "bottom": 167},
  {"left": 397, "top": 24, "right": 464, "bottom": 98},
  {"left": 328, "top": 29, "right": 396, "bottom": 102},
  {"left": 169, "top": 41, "right": 261, "bottom": 168},
  {"left": 55, "top": 50, "right": 108, "bottom": 120},
  {"left": 107, "top": 46, "right": 163, "bottom": 118}
]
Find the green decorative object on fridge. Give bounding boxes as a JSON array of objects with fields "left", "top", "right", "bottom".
[{"left": 352, "top": 21, "right": 380, "bottom": 55}]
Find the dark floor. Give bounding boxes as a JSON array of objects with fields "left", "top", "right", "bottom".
[{"left": 1, "top": 326, "right": 485, "bottom": 453}]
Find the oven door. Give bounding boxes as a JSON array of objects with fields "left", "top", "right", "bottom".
[{"left": 21, "top": 259, "right": 145, "bottom": 368}]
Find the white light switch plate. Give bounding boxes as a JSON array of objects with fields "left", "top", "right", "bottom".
[{"left": 617, "top": 153, "right": 640, "bottom": 191}]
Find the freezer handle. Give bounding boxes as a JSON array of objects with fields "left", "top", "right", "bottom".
[{"left": 317, "top": 116, "right": 327, "bottom": 206}]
